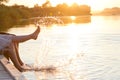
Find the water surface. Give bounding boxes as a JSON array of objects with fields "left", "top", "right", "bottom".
[{"left": 7, "top": 16, "right": 120, "bottom": 80}]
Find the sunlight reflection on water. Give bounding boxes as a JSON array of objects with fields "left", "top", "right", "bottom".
[{"left": 7, "top": 16, "right": 120, "bottom": 80}]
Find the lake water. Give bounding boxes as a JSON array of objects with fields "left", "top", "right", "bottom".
[{"left": 7, "top": 16, "right": 120, "bottom": 80}]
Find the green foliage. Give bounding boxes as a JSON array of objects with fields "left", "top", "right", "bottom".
[{"left": 0, "top": 5, "right": 31, "bottom": 31}]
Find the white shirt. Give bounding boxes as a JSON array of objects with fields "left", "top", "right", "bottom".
[{"left": 0, "top": 34, "right": 13, "bottom": 50}]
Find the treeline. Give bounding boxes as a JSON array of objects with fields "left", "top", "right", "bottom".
[
  {"left": 0, "top": 2, "right": 91, "bottom": 31},
  {"left": 94, "top": 7, "right": 120, "bottom": 16},
  {"left": 101, "top": 7, "right": 120, "bottom": 15},
  {"left": 32, "top": 3, "right": 91, "bottom": 16}
]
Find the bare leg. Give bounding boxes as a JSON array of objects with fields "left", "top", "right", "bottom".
[
  {"left": 14, "top": 42, "right": 24, "bottom": 65},
  {"left": 0, "top": 27, "right": 40, "bottom": 71},
  {"left": 12, "top": 26, "right": 40, "bottom": 43},
  {"left": 8, "top": 43, "right": 25, "bottom": 72}
]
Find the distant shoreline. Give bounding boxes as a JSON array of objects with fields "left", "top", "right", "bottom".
[{"left": 92, "top": 7, "right": 120, "bottom": 16}]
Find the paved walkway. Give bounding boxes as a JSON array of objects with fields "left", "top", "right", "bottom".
[{"left": 0, "top": 55, "right": 26, "bottom": 80}]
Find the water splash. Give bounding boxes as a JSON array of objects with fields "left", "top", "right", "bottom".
[
  {"left": 24, "top": 17, "right": 85, "bottom": 79},
  {"left": 24, "top": 16, "right": 63, "bottom": 73},
  {"left": 33, "top": 16, "right": 64, "bottom": 27}
]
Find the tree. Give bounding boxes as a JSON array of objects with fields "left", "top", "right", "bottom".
[
  {"left": 42, "top": 1, "right": 51, "bottom": 8},
  {"left": 0, "top": 0, "right": 8, "bottom": 4}
]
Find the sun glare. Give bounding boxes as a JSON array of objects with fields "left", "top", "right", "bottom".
[
  {"left": 70, "top": 16, "right": 76, "bottom": 21},
  {"left": 6, "top": 0, "right": 118, "bottom": 11},
  {"left": 49, "top": 0, "right": 95, "bottom": 11},
  {"left": 49, "top": 0, "right": 107, "bottom": 11}
]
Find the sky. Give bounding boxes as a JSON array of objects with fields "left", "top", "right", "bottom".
[{"left": 6, "top": 0, "right": 120, "bottom": 12}]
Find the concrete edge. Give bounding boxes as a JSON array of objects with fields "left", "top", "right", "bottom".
[{"left": 0, "top": 55, "right": 27, "bottom": 80}]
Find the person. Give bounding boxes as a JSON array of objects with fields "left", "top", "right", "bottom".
[{"left": 0, "top": 26, "right": 40, "bottom": 72}]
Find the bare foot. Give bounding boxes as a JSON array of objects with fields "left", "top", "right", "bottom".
[
  {"left": 21, "top": 64, "right": 31, "bottom": 70},
  {"left": 31, "top": 26, "right": 40, "bottom": 40}
]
